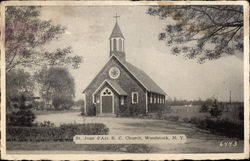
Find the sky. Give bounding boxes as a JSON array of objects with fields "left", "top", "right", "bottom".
[{"left": 39, "top": 5, "right": 244, "bottom": 102}]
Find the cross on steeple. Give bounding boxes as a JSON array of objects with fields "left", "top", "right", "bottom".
[{"left": 113, "top": 13, "right": 120, "bottom": 23}]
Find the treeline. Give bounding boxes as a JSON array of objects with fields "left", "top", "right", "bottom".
[{"left": 166, "top": 98, "right": 243, "bottom": 106}]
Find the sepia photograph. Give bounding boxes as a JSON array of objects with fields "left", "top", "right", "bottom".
[{"left": 1, "top": 1, "right": 249, "bottom": 160}]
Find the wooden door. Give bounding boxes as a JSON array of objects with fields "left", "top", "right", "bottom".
[{"left": 102, "top": 96, "right": 112, "bottom": 113}]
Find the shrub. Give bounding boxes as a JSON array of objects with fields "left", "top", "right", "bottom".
[
  {"left": 52, "top": 96, "right": 74, "bottom": 110},
  {"left": 118, "top": 105, "right": 130, "bottom": 117},
  {"left": 209, "top": 107, "right": 222, "bottom": 118},
  {"left": 80, "top": 106, "right": 85, "bottom": 116},
  {"left": 182, "top": 117, "right": 190, "bottom": 123},
  {"left": 196, "top": 118, "right": 244, "bottom": 139},
  {"left": 190, "top": 117, "right": 201, "bottom": 125},
  {"left": 239, "top": 111, "right": 244, "bottom": 120},
  {"left": 7, "top": 123, "right": 109, "bottom": 142},
  {"left": 156, "top": 105, "right": 165, "bottom": 119},
  {"left": 7, "top": 95, "right": 36, "bottom": 127},
  {"left": 87, "top": 104, "right": 96, "bottom": 116},
  {"left": 38, "top": 121, "right": 55, "bottom": 127},
  {"left": 166, "top": 116, "right": 179, "bottom": 122},
  {"left": 129, "top": 106, "right": 144, "bottom": 116},
  {"left": 209, "top": 100, "right": 222, "bottom": 118},
  {"left": 199, "top": 104, "right": 209, "bottom": 113}
]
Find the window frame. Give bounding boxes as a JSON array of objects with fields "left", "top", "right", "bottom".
[
  {"left": 132, "top": 92, "right": 138, "bottom": 104},
  {"left": 121, "top": 96, "right": 124, "bottom": 105}
]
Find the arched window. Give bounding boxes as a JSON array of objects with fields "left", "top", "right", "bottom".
[
  {"left": 113, "top": 39, "right": 117, "bottom": 51},
  {"left": 119, "top": 39, "right": 122, "bottom": 51}
]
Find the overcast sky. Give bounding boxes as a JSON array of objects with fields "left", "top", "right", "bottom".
[{"left": 40, "top": 5, "right": 244, "bottom": 102}]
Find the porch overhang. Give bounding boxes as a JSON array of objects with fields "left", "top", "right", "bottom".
[{"left": 92, "top": 79, "right": 127, "bottom": 97}]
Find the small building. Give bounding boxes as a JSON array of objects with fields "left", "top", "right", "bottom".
[{"left": 83, "top": 21, "right": 167, "bottom": 116}]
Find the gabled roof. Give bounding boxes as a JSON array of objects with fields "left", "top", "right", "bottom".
[
  {"left": 106, "top": 79, "right": 127, "bottom": 95},
  {"left": 92, "top": 79, "right": 127, "bottom": 96},
  {"left": 123, "top": 61, "right": 167, "bottom": 95},
  {"left": 109, "top": 22, "right": 124, "bottom": 39},
  {"left": 83, "top": 55, "right": 167, "bottom": 95}
]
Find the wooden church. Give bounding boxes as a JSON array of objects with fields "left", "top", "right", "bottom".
[{"left": 83, "top": 20, "right": 166, "bottom": 116}]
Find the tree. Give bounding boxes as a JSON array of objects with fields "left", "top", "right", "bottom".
[
  {"left": 147, "top": 5, "right": 243, "bottom": 63},
  {"left": 5, "top": 6, "right": 82, "bottom": 72},
  {"left": 34, "top": 67, "right": 75, "bottom": 110},
  {"left": 209, "top": 99, "right": 222, "bottom": 118},
  {"left": 7, "top": 95, "right": 36, "bottom": 127},
  {"left": 199, "top": 103, "right": 209, "bottom": 113},
  {"left": 75, "top": 99, "right": 85, "bottom": 115},
  {"left": 6, "top": 69, "right": 34, "bottom": 110}
]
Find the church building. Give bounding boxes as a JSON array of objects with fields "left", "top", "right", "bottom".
[{"left": 83, "top": 20, "right": 167, "bottom": 116}]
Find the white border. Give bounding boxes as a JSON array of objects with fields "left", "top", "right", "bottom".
[{"left": 1, "top": 1, "right": 249, "bottom": 160}]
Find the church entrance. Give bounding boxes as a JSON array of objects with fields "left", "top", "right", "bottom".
[
  {"left": 102, "top": 96, "right": 112, "bottom": 113},
  {"left": 100, "top": 87, "right": 114, "bottom": 114}
]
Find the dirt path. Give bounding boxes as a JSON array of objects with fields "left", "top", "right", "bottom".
[{"left": 35, "top": 112, "right": 243, "bottom": 153}]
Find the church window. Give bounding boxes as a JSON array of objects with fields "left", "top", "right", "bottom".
[
  {"left": 121, "top": 96, "right": 124, "bottom": 105},
  {"left": 154, "top": 95, "right": 156, "bottom": 104},
  {"left": 157, "top": 95, "right": 160, "bottom": 104},
  {"left": 150, "top": 93, "right": 152, "bottom": 103},
  {"left": 132, "top": 92, "right": 138, "bottom": 104},
  {"left": 109, "top": 67, "right": 120, "bottom": 79},
  {"left": 160, "top": 96, "right": 162, "bottom": 104},
  {"left": 119, "top": 39, "right": 122, "bottom": 51},
  {"left": 113, "top": 39, "right": 117, "bottom": 51}
]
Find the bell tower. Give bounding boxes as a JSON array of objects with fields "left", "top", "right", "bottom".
[{"left": 109, "top": 13, "right": 125, "bottom": 61}]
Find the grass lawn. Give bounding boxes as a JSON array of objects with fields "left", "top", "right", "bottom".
[
  {"left": 7, "top": 112, "right": 244, "bottom": 154},
  {"left": 6, "top": 142, "right": 152, "bottom": 153}
]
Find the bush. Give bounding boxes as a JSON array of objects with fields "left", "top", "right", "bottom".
[
  {"left": 80, "top": 106, "right": 85, "bottom": 116},
  {"left": 239, "top": 111, "right": 244, "bottom": 120},
  {"left": 118, "top": 105, "right": 130, "bottom": 117},
  {"left": 156, "top": 105, "right": 165, "bottom": 119},
  {"left": 209, "top": 100, "right": 222, "bottom": 118},
  {"left": 166, "top": 115, "right": 179, "bottom": 122},
  {"left": 199, "top": 104, "right": 209, "bottom": 113},
  {"left": 7, "top": 95, "right": 36, "bottom": 127},
  {"left": 53, "top": 96, "right": 74, "bottom": 110},
  {"left": 188, "top": 117, "right": 243, "bottom": 139},
  {"left": 7, "top": 123, "right": 109, "bottom": 142},
  {"left": 209, "top": 107, "right": 222, "bottom": 118},
  {"left": 190, "top": 117, "right": 199, "bottom": 124},
  {"left": 182, "top": 117, "right": 190, "bottom": 123},
  {"left": 38, "top": 121, "right": 55, "bottom": 127},
  {"left": 198, "top": 118, "right": 243, "bottom": 139},
  {"left": 129, "top": 106, "right": 145, "bottom": 116},
  {"left": 89, "top": 104, "right": 97, "bottom": 116}
]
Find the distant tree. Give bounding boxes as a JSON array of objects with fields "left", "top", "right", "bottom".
[
  {"left": 209, "top": 99, "right": 222, "bottom": 118},
  {"left": 5, "top": 6, "right": 82, "bottom": 72},
  {"left": 76, "top": 99, "right": 85, "bottom": 115},
  {"left": 147, "top": 5, "right": 243, "bottom": 63},
  {"left": 75, "top": 99, "right": 85, "bottom": 107},
  {"left": 34, "top": 67, "right": 75, "bottom": 110},
  {"left": 7, "top": 95, "right": 36, "bottom": 127},
  {"left": 6, "top": 69, "right": 34, "bottom": 109},
  {"left": 199, "top": 103, "right": 209, "bottom": 113}
]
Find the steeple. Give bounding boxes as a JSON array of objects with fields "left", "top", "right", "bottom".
[{"left": 109, "top": 15, "right": 125, "bottom": 61}]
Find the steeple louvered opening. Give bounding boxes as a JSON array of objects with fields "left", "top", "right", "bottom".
[{"left": 109, "top": 22, "right": 126, "bottom": 61}]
